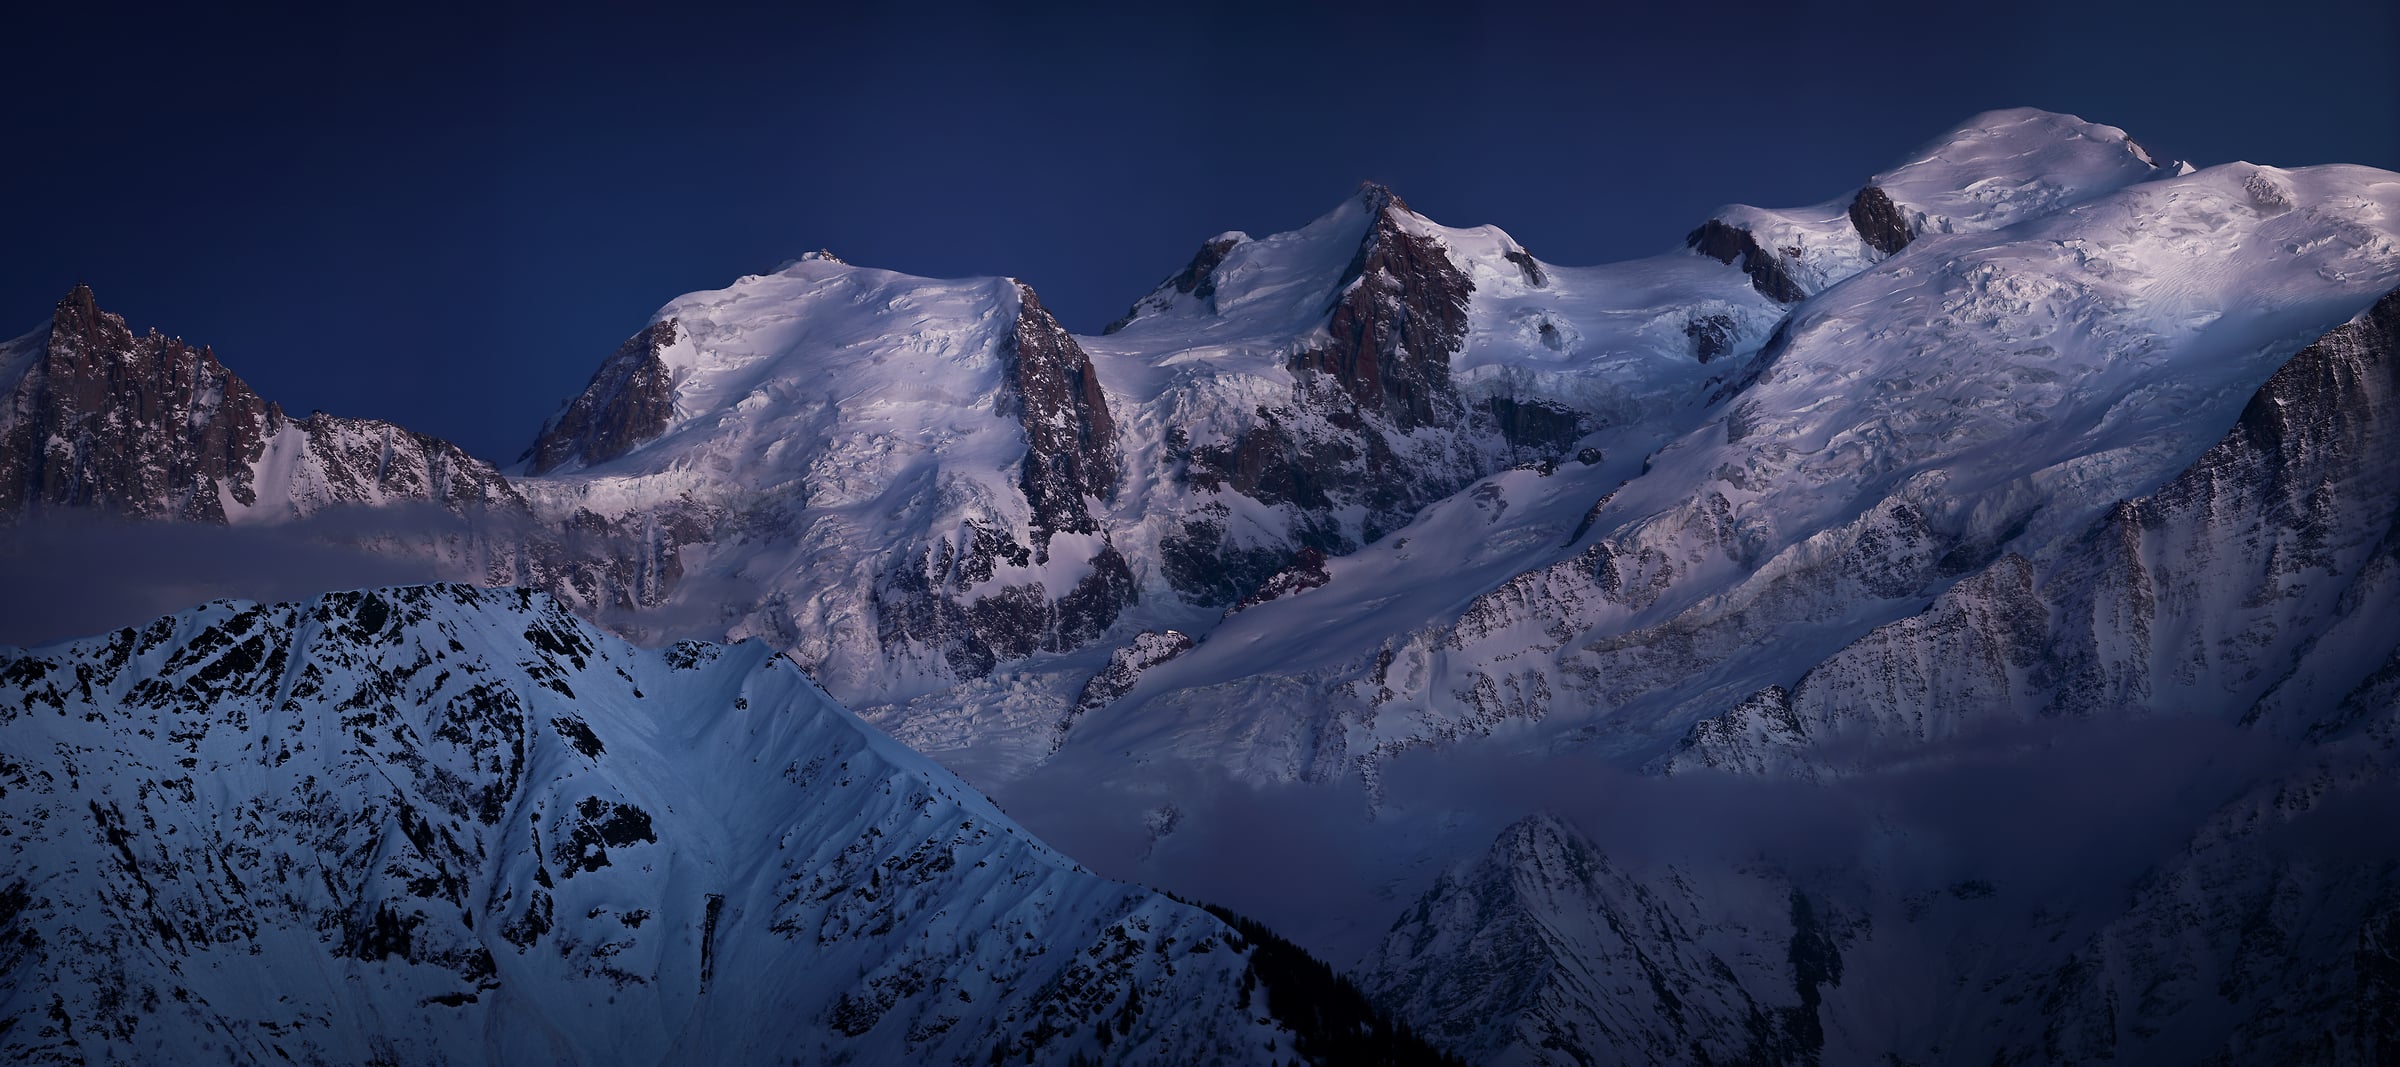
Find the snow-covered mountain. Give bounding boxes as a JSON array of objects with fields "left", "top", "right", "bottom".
[
  {"left": 444, "top": 164, "right": 1797, "bottom": 778},
  {"left": 1686, "top": 108, "right": 2173, "bottom": 305},
  {"left": 1671, "top": 287, "right": 2400, "bottom": 779},
  {"left": 1359, "top": 813, "right": 1838, "bottom": 1066},
  {"left": 0, "top": 582, "right": 1454, "bottom": 1065},
  {"left": 1356, "top": 284, "right": 2400, "bottom": 1065},
  {"left": 6, "top": 105, "right": 2399, "bottom": 1065},
  {"left": 6, "top": 111, "right": 2226, "bottom": 765},
  {"left": 510, "top": 256, "right": 1137, "bottom": 702},
  {"left": 1036, "top": 110, "right": 2396, "bottom": 800}
]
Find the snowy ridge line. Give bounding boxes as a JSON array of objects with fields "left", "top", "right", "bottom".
[
  {"left": 1066, "top": 151, "right": 2400, "bottom": 798},
  {"left": 0, "top": 581, "right": 1465, "bottom": 1065}
]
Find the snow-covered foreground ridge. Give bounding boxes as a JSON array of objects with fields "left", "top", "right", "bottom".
[{"left": 0, "top": 583, "right": 1433, "bottom": 1065}]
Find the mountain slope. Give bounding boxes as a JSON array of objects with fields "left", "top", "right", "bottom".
[
  {"left": 1361, "top": 285, "right": 2400, "bottom": 1064},
  {"left": 1056, "top": 152, "right": 2400, "bottom": 800},
  {"left": 1673, "top": 283, "right": 2400, "bottom": 777},
  {"left": 0, "top": 584, "right": 1312, "bottom": 1065},
  {"left": 510, "top": 260, "right": 1138, "bottom": 703},
  {"left": 1360, "top": 814, "right": 1835, "bottom": 1067},
  {"left": 1687, "top": 107, "right": 2169, "bottom": 304}
]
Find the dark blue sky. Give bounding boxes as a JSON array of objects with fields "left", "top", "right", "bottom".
[{"left": 6, "top": 1, "right": 2395, "bottom": 462}]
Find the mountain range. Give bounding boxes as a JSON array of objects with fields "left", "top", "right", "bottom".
[{"left": 3, "top": 107, "right": 2396, "bottom": 1064}]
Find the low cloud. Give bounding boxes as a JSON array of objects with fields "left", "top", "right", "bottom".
[
  {"left": 999, "top": 709, "right": 2366, "bottom": 968},
  {"left": 0, "top": 509, "right": 461, "bottom": 647}
]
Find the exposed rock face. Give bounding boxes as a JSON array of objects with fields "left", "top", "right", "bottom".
[
  {"left": 1158, "top": 502, "right": 1306, "bottom": 606},
  {"left": 1361, "top": 815, "right": 1846, "bottom": 1066},
  {"left": 1104, "top": 234, "right": 1244, "bottom": 334},
  {"left": 1, "top": 285, "right": 275, "bottom": 521},
  {"left": 1291, "top": 184, "right": 1476, "bottom": 432},
  {"left": 1686, "top": 219, "right": 1806, "bottom": 303},
  {"left": 869, "top": 282, "right": 1138, "bottom": 678},
  {"left": 524, "top": 320, "right": 680, "bottom": 475},
  {"left": 1066, "top": 628, "right": 1195, "bottom": 730},
  {"left": 875, "top": 525, "right": 1138, "bottom": 678},
  {"left": 1673, "top": 285, "right": 2400, "bottom": 776},
  {"left": 1002, "top": 283, "right": 1121, "bottom": 540},
  {"left": 1163, "top": 185, "right": 1500, "bottom": 602},
  {"left": 1226, "top": 546, "right": 1331, "bottom": 616},
  {"left": 0, "top": 584, "right": 1302, "bottom": 1065},
  {"left": 1502, "top": 246, "right": 1547, "bottom": 288},
  {"left": 0, "top": 286, "right": 520, "bottom": 523},
  {"left": 1482, "top": 396, "right": 1586, "bottom": 460},
  {"left": 1684, "top": 313, "right": 1738, "bottom": 364},
  {"left": 1845, "top": 185, "right": 1914, "bottom": 256}
]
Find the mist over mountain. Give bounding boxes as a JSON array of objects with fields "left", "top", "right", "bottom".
[{"left": 3, "top": 101, "right": 2397, "bottom": 1064}]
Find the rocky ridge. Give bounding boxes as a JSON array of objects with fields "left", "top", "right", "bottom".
[
  {"left": 1, "top": 286, "right": 518, "bottom": 523},
  {"left": 0, "top": 583, "right": 1399, "bottom": 1065}
]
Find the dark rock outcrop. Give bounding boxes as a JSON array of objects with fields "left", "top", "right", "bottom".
[
  {"left": 0, "top": 286, "right": 519, "bottom": 523},
  {"left": 0, "top": 285, "right": 276, "bottom": 521},
  {"left": 1846, "top": 185, "right": 1914, "bottom": 256},
  {"left": 1159, "top": 505, "right": 1301, "bottom": 606},
  {"left": 1502, "top": 247, "right": 1546, "bottom": 288},
  {"left": 1484, "top": 396, "right": 1586, "bottom": 460},
  {"left": 1104, "top": 235, "right": 1244, "bottom": 334},
  {"left": 875, "top": 527, "right": 1137, "bottom": 679},
  {"left": 1065, "top": 628, "right": 1195, "bottom": 732},
  {"left": 1225, "top": 546, "right": 1331, "bottom": 616},
  {"left": 524, "top": 321, "right": 680, "bottom": 475},
  {"left": 1291, "top": 184, "right": 1476, "bottom": 431},
  {"left": 1002, "top": 283, "right": 1121, "bottom": 542},
  {"left": 1684, "top": 313, "right": 1737, "bottom": 364},
  {"left": 1686, "top": 220, "right": 1806, "bottom": 304},
  {"left": 1163, "top": 185, "right": 1519, "bottom": 604}
]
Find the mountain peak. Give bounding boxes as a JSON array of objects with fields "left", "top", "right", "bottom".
[
  {"left": 770, "top": 249, "right": 851, "bottom": 273},
  {"left": 1358, "top": 180, "right": 1411, "bottom": 216},
  {"left": 51, "top": 282, "right": 117, "bottom": 336},
  {"left": 1867, "top": 107, "right": 2162, "bottom": 227},
  {"left": 1687, "top": 106, "right": 2169, "bottom": 304}
]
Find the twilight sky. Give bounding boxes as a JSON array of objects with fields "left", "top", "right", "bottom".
[{"left": 5, "top": 1, "right": 2395, "bottom": 462}]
